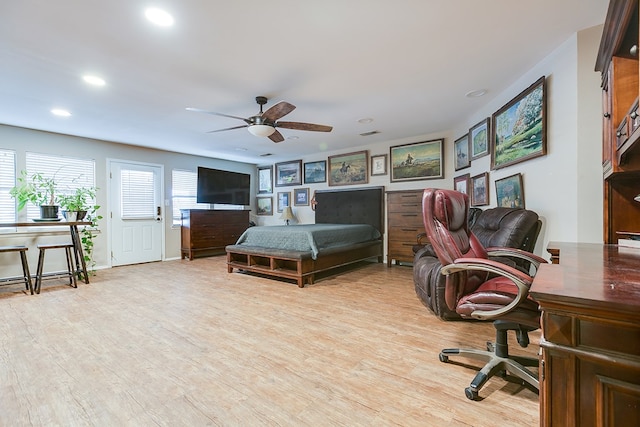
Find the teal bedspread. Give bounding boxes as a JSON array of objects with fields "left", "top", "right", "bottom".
[{"left": 234, "top": 224, "right": 381, "bottom": 260}]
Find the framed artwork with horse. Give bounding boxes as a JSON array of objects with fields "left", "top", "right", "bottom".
[
  {"left": 390, "top": 139, "right": 444, "bottom": 182},
  {"left": 328, "top": 150, "right": 369, "bottom": 186}
]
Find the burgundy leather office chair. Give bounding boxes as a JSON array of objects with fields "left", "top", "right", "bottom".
[{"left": 422, "top": 188, "right": 547, "bottom": 400}]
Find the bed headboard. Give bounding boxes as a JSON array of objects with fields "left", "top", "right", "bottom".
[{"left": 314, "top": 186, "right": 385, "bottom": 233}]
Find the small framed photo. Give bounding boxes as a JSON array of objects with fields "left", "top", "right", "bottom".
[
  {"left": 277, "top": 192, "right": 291, "bottom": 213},
  {"left": 492, "top": 76, "right": 547, "bottom": 170},
  {"left": 257, "top": 165, "right": 273, "bottom": 194},
  {"left": 275, "top": 160, "right": 302, "bottom": 187},
  {"left": 454, "top": 173, "right": 470, "bottom": 196},
  {"left": 495, "top": 173, "right": 525, "bottom": 208},
  {"left": 370, "top": 154, "right": 387, "bottom": 176},
  {"left": 469, "top": 118, "right": 490, "bottom": 160},
  {"left": 471, "top": 172, "right": 489, "bottom": 206},
  {"left": 304, "top": 160, "right": 326, "bottom": 184},
  {"left": 390, "top": 139, "right": 444, "bottom": 182},
  {"left": 454, "top": 134, "right": 470, "bottom": 171},
  {"left": 256, "top": 197, "right": 273, "bottom": 215},
  {"left": 328, "top": 150, "right": 368, "bottom": 186},
  {"left": 294, "top": 188, "right": 309, "bottom": 206}
]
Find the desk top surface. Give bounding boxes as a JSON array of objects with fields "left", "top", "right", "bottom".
[{"left": 531, "top": 242, "right": 640, "bottom": 316}]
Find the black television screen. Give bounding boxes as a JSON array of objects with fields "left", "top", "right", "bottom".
[{"left": 196, "top": 167, "right": 251, "bottom": 206}]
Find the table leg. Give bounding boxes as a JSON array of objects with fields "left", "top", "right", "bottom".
[{"left": 70, "top": 225, "right": 90, "bottom": 284}]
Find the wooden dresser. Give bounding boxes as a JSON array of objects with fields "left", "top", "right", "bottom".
[
  {"left": 530, "top": 242, "right": 640, "bottom": 427},
  {"left": 180, "top": 209, "right": 249, "bottom": 260},
  {"left": 386, "top": 190, "right": 423, "bottom": 266}
]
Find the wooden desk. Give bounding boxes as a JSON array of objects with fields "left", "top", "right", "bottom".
[
  {"left": 0, "top": 221, "right": 92, "bottom": 284},
  {"left": 530, "top": 242, "right": 640, "bottom": 427}
]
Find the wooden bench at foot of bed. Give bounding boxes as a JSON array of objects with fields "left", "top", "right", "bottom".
[{"left": 226, "top": 241, "right": 383, "bottom": 288}]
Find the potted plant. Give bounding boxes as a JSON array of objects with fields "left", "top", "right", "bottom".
[
  {"left": 59, "top": 186, "right": 102, "bottom": 274},
  {"left": 10, "top": 170, "right": 59, "bottom": 219},
  {"left": 59, "top": 186, "right": 96, "bottom": 221}
]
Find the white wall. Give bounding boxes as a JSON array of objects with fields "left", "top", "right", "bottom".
[{"left": 266, "top": 25, "right": 605, "bottom": 259}]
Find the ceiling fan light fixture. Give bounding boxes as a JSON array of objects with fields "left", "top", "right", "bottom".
[{"left": 248, "top": 124, "right": 275, "bottom": 137}]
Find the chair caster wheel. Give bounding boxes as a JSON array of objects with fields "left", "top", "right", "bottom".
[
  {"left": 439, "top": 353, "right": 449, "bottom": 363},
  {"left": 465, "top": 387, "right": 479, "bottom": 401}
]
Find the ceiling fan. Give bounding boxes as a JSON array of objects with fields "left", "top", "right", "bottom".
[{"left": 186, "top": 96, "right": 333, "bottom": 143}]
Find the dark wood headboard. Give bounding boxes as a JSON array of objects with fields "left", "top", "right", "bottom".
[{"left": 314, "top": 186, "right": 385, "bottom": 234}]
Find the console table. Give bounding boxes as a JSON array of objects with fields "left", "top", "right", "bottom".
[
  {"left": 530, "top": 242, "right": 640, "bottom": 427},
  {"left": 0, "top": 221, "right": 92, "bottom": 284}
]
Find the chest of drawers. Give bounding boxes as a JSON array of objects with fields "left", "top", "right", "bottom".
[{"left": 386, "top": 190, "right": 424, "bottom": 266}]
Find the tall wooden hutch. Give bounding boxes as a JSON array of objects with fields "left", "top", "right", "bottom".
[{"left": 595, "top": 0, "right": 640, "bottom": 243}]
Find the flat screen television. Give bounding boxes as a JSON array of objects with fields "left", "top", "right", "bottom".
[{"left": 196, "top": 167, "right": 251, "bottom": 206}]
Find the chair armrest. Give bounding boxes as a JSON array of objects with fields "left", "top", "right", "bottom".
[
  {"left": 416, "top": 232, "right": 429, "bottom": 245},
  {"left": 485, "top": 247, "right": 547, "bottom": 274},
  {"left": 440, "top": 257, "right": 534, "bottom": 321}
]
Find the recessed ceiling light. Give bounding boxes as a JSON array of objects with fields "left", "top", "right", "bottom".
[
  {"left": 145, "top": 8, "right": 174, "bottom": 27},
  {"left": 465, "top": 89, "right": 487, "bottom": 98},
  {"left": 51, "top": 108, "right": 72, "bottom": 117},
  {"left": 358, "top": 117, "right": 374, "bottom": 124},
  {"left": 82, "top": 75, "right": 106, "bottom": 86}
]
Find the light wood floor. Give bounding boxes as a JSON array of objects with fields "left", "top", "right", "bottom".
[{"left": 0, "top": 257, "right": 539, "bottom": 426}]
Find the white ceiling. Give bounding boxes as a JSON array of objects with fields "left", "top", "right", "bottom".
[{"left": 0, "top": 1, "right": 608, "bottom": 164}]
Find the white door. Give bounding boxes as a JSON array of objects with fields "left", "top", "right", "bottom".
[{"left": 109, "top": 160, "right": 163, "bottom": 266}]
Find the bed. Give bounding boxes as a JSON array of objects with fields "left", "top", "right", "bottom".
[{"left": 226, "top": 186, "right": 384, "bottom": 287}]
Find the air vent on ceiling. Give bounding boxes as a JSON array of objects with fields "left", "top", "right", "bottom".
[
  {"left": 359, "top": 130, "right": 380, "bottom": 136},
  {"left": 260, "top": 153, "right": 273, "bottom": 157}
]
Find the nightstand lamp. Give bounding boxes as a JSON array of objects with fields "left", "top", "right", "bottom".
[{"left": 280, "top": 206, "right": 296, "bottom": 225}]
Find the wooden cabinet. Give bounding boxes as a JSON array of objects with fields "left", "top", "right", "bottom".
[
  {"left": 531, "top": 242, "right": 640, "bottom": 427},
  {"left": 386, "top": 190, "right": 423, "bottom": 266},
  {"left": 596, "top": 0, "right": 640, "bottom": 243},
  {"left": 180, "top": 209, "right": 249, "bottom": 260}
]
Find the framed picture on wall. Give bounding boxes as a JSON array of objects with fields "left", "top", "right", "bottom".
[
  {"left": 294, "top": 188, "right": 309, "bottom": 206},
  {"left": 256, "top": 197, "right": 273, "bottom": 215},
  {"left": 454, "top": 173, "right": 470, "bottom": 196},
  {"left": 390, "top": 139, "right": 444, "bottom": 182},
  {"left": 454, "top": 134, "right": 470, "bottom": 171},
  {"left": 495, "top": 173, "right": 525, "bottom": 208},
  {"left": 275, "top": 160, "right": 302, "bottom": 187},
  {"left": 471, "top": 172, "right": 489, "bottom": 206},
  {"left": 328, "top": 150, "right": 368, "bottom": 186},
  {"left": 370, "top": 154, "right": 387, "bottom": 176},
  {"left": 257, "top": 165, "right": 273, "bottom": 194},
  {"left": 469, "top": 118, "right": 490, "bottom": 160},
  {"left": 304, "top": 160, "right": 326, "bottom": 184},
  {"left": 277, "top": 192, "right": 291, "bottom": 212},
  {"left": 491, "top": 76, "right": 546, "bottom": 170}
]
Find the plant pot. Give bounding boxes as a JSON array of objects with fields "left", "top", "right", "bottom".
[
  {"left": 62, "top": 210, "right": 87, "bottom": 221},
  {"left": 40, "top": 205, "right": 59, "bottom": 220}
]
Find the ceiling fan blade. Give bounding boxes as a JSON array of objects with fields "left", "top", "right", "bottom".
[
  {"left": 206, "top": 124, "right": 248, "bottom": 133},
  {"left": 262, "top": 101, "right": 296, "bottom": 122},
  {"left": 186, "top": 107, "right": 249, "bottom": 123},
  {"left": 276, "top": 121, "right": 333, "bottom": 132},
  {"left": 269, "top": 130, "right": 285, "bottom": 143}
]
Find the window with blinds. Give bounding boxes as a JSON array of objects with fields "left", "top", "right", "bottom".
[
  {"left": 120, "top": 169, "right": 157, "bottom": 219},
  {"left": 0, "top": 150, "right": 16, "bottom": 222},
  {"left": 24, "top": 152, "right": 96, "bottom": 220},
  {"left": 171, "top": 169, "right": 208, "bottom": 225}
]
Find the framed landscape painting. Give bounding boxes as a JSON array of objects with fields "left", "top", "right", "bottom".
[
  {"left": 257, "top": 165, "right": 273, "bottom": 194},
  {"left": 470, "top": 118, "right": 490, "bottom": 160},
  {"left": 275, "top": 160, "right": 302, "bottom": 187},
  {"left": 328, "top": 150, "right": 368, "bottom": 186},
  {"left": 256, "top": 197, "right": 273, "bottom": 216},
  {"left": 495, "top": 173, "right": 525, "bottom": 208},
  {"left": 454, "top": 134, "right": 470, "bottom": 171},
  {"left": 471, "top": 172, "right": 489, "bottom": 206},
  {"left": 454, "top": 173, "right": 470, "bottom": 196},
  {"left": 491, "top": 76, "right": 547, "bottom": 170},
  {"left": 304, "top": 160, "right": 326, "bottom": 184},
  {"left": 390, "top": 139, "right": 444, "bottom": 182}
]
